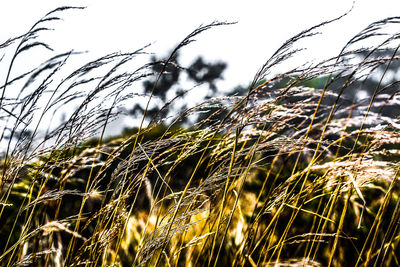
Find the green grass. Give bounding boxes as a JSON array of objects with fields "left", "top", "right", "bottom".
[{"left": 1, "top": 6, "right": 400, "bottom": 267}]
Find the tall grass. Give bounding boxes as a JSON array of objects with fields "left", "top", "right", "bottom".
[{"left": 1, "top": 6, "right": 400, "bottom": 266}]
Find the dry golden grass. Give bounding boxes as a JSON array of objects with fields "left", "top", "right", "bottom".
[{"left": 1, "top": 6, "right": 400, "bottom": 267}]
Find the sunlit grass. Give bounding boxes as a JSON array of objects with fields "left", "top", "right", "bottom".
[{"left": 1, "top": 6, "right": 400, "bottom": 267}]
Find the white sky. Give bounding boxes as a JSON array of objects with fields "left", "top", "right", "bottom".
[
  {"left": 2, "top": 0, "right": 400, "bottom": 89},
  {"left": 1, "top": 0, "right": 400, "bottom": 137}
]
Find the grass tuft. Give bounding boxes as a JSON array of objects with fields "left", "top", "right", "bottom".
[{"left": 1, "top": 6, "right": 400, "bottom": 267}]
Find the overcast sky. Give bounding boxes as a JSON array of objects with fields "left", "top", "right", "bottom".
[
  {"left": 1, "top": 0, "right": 400, "bottom": 137},
  {"left": 2, "top": 0, "right": 400, "bottom": 90}
]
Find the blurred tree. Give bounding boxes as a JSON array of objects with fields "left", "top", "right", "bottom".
[{"left": 130, "top": 52, "right": 227, "bottom": 124}]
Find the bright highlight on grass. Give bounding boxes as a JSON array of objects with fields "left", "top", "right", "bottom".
[{"left": 1, "top": 6, "right": 400, "bottom": 267}]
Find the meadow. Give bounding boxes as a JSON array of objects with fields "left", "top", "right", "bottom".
[{"left": 1, "top": 6, "right": 400, "bottom": 266}]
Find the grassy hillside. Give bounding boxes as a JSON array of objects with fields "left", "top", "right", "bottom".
[{"left": 1, "top": 6, "right": 400, "bottom": 267}]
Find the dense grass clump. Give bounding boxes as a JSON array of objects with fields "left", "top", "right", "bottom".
[{"left": 2, "top": 6, "right": 400, "bottom": 266}]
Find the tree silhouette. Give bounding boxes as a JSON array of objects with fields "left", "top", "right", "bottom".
[{"left": 131, "top": 52, "right": 227, "bottom": 124}]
